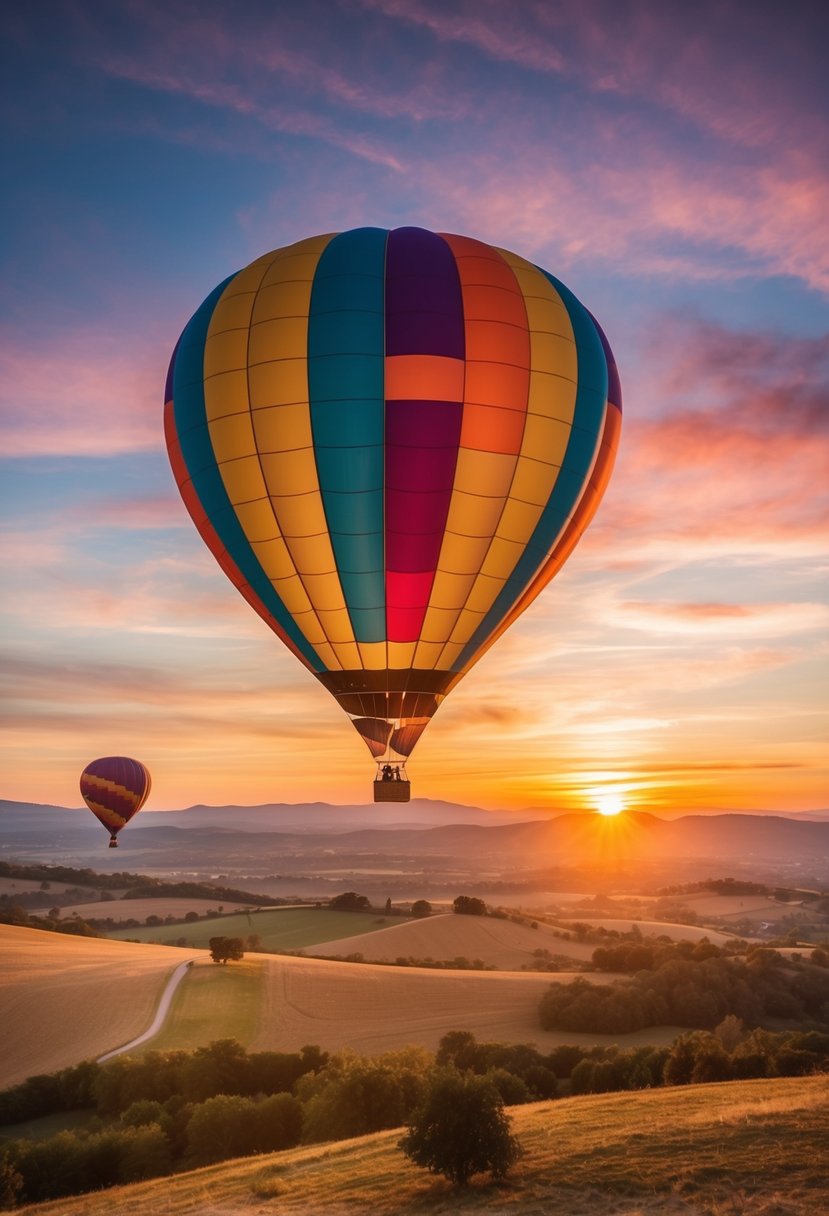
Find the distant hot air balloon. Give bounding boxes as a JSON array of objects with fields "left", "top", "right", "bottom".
[
  {"left": 164, "top": 228, "right": 621, "bottom": 801},
  {"left": 80, "top": 757, "right": 151, "bottom": 847}
]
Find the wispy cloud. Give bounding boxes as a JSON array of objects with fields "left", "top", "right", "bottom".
[
  {"left": 365, "top": 0, "right": 828, "bottom": 158},
  {"left": 0, "top": 329, "right": 165, "bottom": 457},
  {"left": 413, "top": 148, "right": 829, "bottom": 292},
  {"left": 615, "top": 601, "right": 829, "bottom": 639},
  {"left": 101, "top": 59, "right": 406, "bottom": 170},
  {"left": 588, "top": 317, "right": 829, "bottom": 567}
]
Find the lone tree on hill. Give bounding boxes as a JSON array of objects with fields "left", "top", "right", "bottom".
[
  {"left": 399, "top": 1071, "right": 522, "bottom": 1187},
  {"left": 209, "top": 936, "right": 244, "bottom": 964}
]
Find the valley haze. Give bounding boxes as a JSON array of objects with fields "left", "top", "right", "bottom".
[{"left": 3, "top": 800, "right": 827, "bottom": 898}]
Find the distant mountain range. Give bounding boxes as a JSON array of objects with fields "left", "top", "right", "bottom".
[
  {"left": 1, "top": 800, "right": 828, "bottom": 883},
  {"left": 0, "top": 797, "right": 535, "bottom": 836},
  {"left": 2, "top": 798, "right": 827, "bottom": 832}
]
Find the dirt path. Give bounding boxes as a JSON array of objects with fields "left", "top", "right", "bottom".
[{"left": 96, "top": 959, "right": 195, "bottom": 1061}]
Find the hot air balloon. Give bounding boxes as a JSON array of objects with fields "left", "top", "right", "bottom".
[
  {"left": 164, "top": 227, "right": 621, "bottom": 802},
  {"left": 80, "top": 757, "right": 151, "bottom": 846}
]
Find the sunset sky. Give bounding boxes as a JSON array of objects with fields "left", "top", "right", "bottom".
[{"left": 2, "top": 1, "right": 827, "bottom": 816}]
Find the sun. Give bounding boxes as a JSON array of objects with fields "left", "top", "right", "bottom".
[{"left": 593, "top": 791, "right": 625, "bottom": 817}]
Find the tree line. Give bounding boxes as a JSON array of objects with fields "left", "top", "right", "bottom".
[
  {"left": 539, "top": 940, "right": 829, "bottom": 1034},
  {"left": 2, "top": 1022, "right": 827, "bottom": 1207}
]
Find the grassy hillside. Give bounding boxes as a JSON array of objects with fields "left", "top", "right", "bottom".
[
  {"left": 107, "top": 906, "right": 400, "bottom": 949},
  {"left": 0, "top": 925, "right": 202, "bottom": 1088},
  {"left": 15, "top": 1075, "right": 829, "bottom": 1215},
  {"left": 140, "top": 959, "right": 264, "bottom": 1052}
]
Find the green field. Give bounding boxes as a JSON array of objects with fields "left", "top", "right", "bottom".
[
  {"left": 135, "top": 960, "right": 264, "bottom": 1054},
  {"left": 133, "top": 958, "right": 261, "bottom": 1055},
  {"left": 107, "top": 906, "right": 399, "bottom": 951}
]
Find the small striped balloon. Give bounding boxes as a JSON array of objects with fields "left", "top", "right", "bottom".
[
  {"left": 80, "top": 757, "right": 151, "bottom": 847},
  {"left": 165, "top": 227, "right": 621, "bottom": 770}
]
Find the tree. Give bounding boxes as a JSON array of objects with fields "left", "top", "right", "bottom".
[
  {"left": 399, "top": 1071, "right": 521, "bottom": 1187},
  {"left": 328, "top": 892, "right": 370, "bottom": 912},
  {"left": 0, "top": 1158, "right": 23, "bottom": 1209},
  {"left": 184, "top": 1094, "right": 257, "bottom": 1165},
  {"left": 663, "top": 1034, "right": 699, "bottom": 1086},
  {"left": 252, "top": 1093, "right": 303, "bottom": 1152},
  {"left": 411, "top": 899, "right": 432, "bottom": 919},
  {"left": 209, "top": 937, "right": 244, "bottom": 964},
  {"left": 453, "top": 895, "right": 487, "bottom": 917},
  {"left": 435, "top": 1030, "right": 480, "bottom": 1072},
  {"left": 299, "top": 1047, "right": 431, "bottom": 1142},
  {"left": 181, "top": 1039, "right": 248, "bottom": 1102}
]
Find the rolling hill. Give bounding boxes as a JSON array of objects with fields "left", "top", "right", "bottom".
[
  {"left": 0, "top": 924, "right": 201, "bottom": 1088},
  {"left": 304, "top": 911, "right": 739, "bottom": 968},
  {"left": 13, "top": 1075, "right": 829, "bottom": 1216},
  {"left": 306, "top": 910, "right": 597, "bottom": 967},
  {"left": 0, "top": 925, "right": 681, "bottom": 1085}
]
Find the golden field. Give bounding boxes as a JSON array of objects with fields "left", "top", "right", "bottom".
[
  {"left": 555, "top": 918, "right": 735, "bottom": 944},
  {"left": 0, "top": 926, "right": 683, "bottom": 1084},
  {"left": 14, "top": 1075, "right": 829, "bottom": 1216},
  {"left": 57, "top": 897, "right": 251, "bottom": 923},
  {"left": 251, "top": 953, "right": 682, "bottom": 1056},
  {"left": 307, "top": 911, "right": 596, "bottom": 967},
  {"left": 0, "top": 924, "right": 201, "bottom": 1087}
]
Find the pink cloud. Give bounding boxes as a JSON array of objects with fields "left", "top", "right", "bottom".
[
  {"left": 67, "top": 3, "right": 829, "bottom": 293},
  {"left": 616, "top": 601, "right": 829, "bottom": 639},
  {"left": 577, "top": 318, "right": 829, "bottom": 564},
  {"left": 357, "top": 3, "right": 828, "bottom": 290},
  {"left": 366, "top": 1, "right": 827, "bottom": 158},
  {"left": 358, "top": 0, "right": 567, "bottom": 73},
  {"left": 415, "top": 148, "right": 829, "bottom": 293},
  {"left": 0, "top": 329, "right": 166, "bottom": 457}
]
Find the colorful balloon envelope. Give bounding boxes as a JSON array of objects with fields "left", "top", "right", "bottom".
[
  {"left": 80, "top": 757, "right": 151, "bottom": 847},
  {"left": 164, "top": 227, "right": 621, "bottom": 793}
]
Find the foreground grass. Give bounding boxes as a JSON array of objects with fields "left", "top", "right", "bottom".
[
  {"left": 108, "top": 907, "right": 403, "bottom": 950},
  {"left": 15, "top": 1075, "right": 829, "bottom": 1216},
  {"left": 133, "top": 960, "right": 264, "bottom": 1054}
]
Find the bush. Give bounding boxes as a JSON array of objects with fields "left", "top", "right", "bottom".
[{"left": 400, "top": 1070, "right": 521, "bottom": 1186}]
